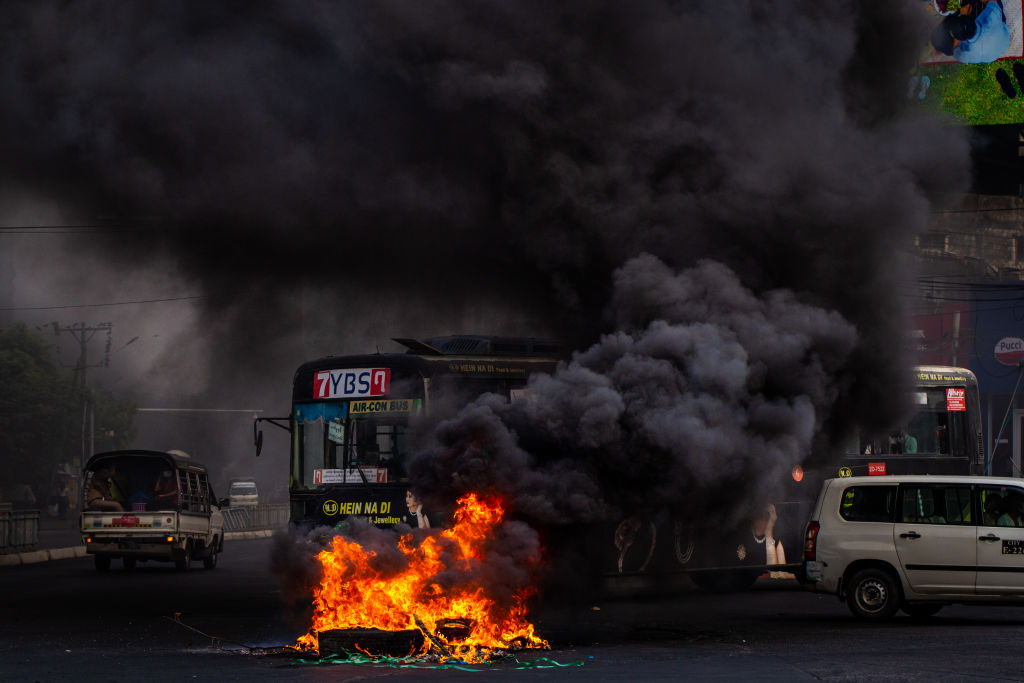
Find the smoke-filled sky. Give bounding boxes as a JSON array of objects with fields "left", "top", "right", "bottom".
[{"left": 1, "top": 2, "right": 969, "bottom": 503}]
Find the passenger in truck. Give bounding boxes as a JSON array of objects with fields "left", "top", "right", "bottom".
[
  {"left": 86, "top": 465, "right": 126, "bottom": 512},
  {"left": 150, "top": 470, "right": 178, "bottom": 510}
]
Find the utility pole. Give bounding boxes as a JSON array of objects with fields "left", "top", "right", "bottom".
[{"left": 49, "top": 322, "right": 113, "bottom": 471}]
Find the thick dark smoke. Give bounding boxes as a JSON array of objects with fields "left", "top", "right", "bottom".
[
  {"left": 408, "top": 255, "right": 858, "bottom": 530},
  {"left": 1, "top": 3, "right": 964, "bottom": 351},
  {"left": 1, "top": 1, "right": 970, "bottom": 610}
]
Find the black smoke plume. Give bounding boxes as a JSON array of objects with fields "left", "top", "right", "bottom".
[
  {"left": 409, "top": 255, "right": 858, "bottom": 529},
  {"left": 0, "top": 2, "right": 964, "bottom": 356},
  {"left": 1, "top": 1, "right": 970, "bottom": 608}
]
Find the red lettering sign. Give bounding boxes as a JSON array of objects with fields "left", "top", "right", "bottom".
[
  {"left": 946, "top": 387, "right": 966, "bottom": 412},
  {"left": 995, "top": 337, "right": 1024, "bottom": 366},
  {"left": 868, "top": 462, "right": 886, "bottom": 476},
  {"left": 314, "top": 368, "right": 391, "bottom": 398}
]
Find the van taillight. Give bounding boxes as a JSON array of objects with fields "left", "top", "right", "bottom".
[{"left": 803, "top": 521, "right": 820, "bottom": 561}]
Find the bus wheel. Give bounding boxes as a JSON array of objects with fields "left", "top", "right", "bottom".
[
  {"left": 94, "top": 555, "right": 111, "bottom": 573},
  {"left": 203, "top": 540, "right": 218, "bottom": 570},
  {"left": 123, "top": 557, "right": 137, "bottom": 571},
  {"left": 175, "top": 542, "right": 192, "bottom": 571}
]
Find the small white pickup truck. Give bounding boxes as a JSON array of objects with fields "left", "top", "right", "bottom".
[{"left": 81, "top": 450, "right": 224, "bottom": 572}]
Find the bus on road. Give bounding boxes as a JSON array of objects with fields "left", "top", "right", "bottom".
[
  {"left": 256, "top": 345, "right": 985, "bottom": 588},
  {"left": 255, "top": 335, "right": 560, "bottom": 531},
  {"left": 831, "top": 365, "right": 984, "bottom": 478}
]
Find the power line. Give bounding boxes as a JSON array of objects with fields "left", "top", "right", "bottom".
[
  {"left": 137, "top": 408, "right": 265, "bottom": 414},
  {"left": 930, "top": 206, "right": 1024, "bottom": 214},
  {"left": 0, "top": 295, "right": 205, "bottom": 311},
  {"left": 0, "top": 222, "right": 175, "bottom": 232}
]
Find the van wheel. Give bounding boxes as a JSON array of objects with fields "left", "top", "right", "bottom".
[
  {"left": 123, "top": 557, "right": 137, "bottom": 571},
  {"left": 901, "top": 603, "right": 942, "bottom": 619},
  {"left": 175, "top": 543, "right": 192, "bottom": 571},
  {"left": 203, "top": 540, "right": 218, "bottom": 570},
  {"left": 94, "top": 555, "right": 111, "bottom": 573},
  {"left": 846, "top": 568, "right": 900, "bottom": 620}
]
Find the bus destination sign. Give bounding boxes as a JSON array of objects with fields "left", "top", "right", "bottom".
[
  {"left": 314, "top": 368, "right": 391, "bottom": 399},
  {"left": 349, "top": 398, "right": 422, "bottom": 415}
]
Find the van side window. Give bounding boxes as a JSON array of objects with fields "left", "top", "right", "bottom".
[
  {"left": 899, "top": 485, "right": 972, "bottom": 525},
  {"left": 839, "top": 486, "right": 896, "bottom": 522},
  {"left": 980, "top": 487, "right": 1024, "bottom": 528}
]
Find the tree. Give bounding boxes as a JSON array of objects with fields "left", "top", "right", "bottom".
[
  {"left": 0, "top": 324, "right": 136, "bottom": 504},
  {"left": 90, "top": 387, "right": 137, "bottom": 454}
]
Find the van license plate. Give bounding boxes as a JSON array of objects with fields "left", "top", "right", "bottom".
[
  {"left": 804, "top": 561, "right": 824, "bottom": 581},
  {"left": 1002, "top": 540, "right": 1024, "bottom": 555}
]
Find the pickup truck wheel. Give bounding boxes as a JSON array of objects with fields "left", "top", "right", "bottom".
[
  {"left": 123, "top": 557, "right": 137, "bottom": 571},
  {"left": 175, "top": 543, "right": 192, "bottom": 571},
  {"left": 203, "top": 541, "right": 218, "bottom": 570},
  {"left": 94, "top": 555, "right": 111, "bottom": 573},
  {"left": 846, "top": 568, "right": 900, "bottom": 620}
]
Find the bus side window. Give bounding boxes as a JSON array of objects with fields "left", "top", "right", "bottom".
[{"left": 936, "top": 419, "right": 949, "bottom": 455}]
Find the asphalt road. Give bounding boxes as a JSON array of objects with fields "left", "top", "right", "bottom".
[{"left": 3, "top": 537, "right": 1024, "bottom": 681}]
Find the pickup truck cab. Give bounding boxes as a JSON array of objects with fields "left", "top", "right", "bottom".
[
  {"left": 81, "top": 449, "right": 224, "bottom": 572},
  {"left": 803, "top": 475, "right": 1024, "bottom": 619}
]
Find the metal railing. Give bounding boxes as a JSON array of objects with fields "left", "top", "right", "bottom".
[
  {"left": 0, "top": 505, "right": 40, "bottom": 553},
  {"left": 222, "top": 503, "right": 289, "bottom": 532}
]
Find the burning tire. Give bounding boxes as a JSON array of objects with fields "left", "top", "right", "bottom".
[{"left": 317, "top": 628, "right": 425, "bottom": 659}]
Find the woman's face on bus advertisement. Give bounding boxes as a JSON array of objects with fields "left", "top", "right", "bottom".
[{"left": 406, "top": 490, "right": 421, "bottom": 514}]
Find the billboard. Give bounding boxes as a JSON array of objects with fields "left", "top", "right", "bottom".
[{"left": 919, "top": 1, "right": 1024, "bottom": 125}]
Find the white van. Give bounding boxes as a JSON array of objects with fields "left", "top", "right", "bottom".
[
  {"left": 82, "top": 450, "right": 225, "bottom": 572},
  {"left": 228, "top": 478, "right": 259, "bottom": 507},
  {"left": 803, "top": 475, "right": 1024, "bottom": 619}
]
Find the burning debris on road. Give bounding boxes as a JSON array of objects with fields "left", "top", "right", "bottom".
[{"left": 296, "top": 493, "right": 548, "bottom": 663}]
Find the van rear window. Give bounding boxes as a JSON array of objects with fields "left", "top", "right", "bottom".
[{"left": 840, "top": 486, "right": 897, "bottom": 523}]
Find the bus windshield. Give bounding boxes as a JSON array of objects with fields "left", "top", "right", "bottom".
[
  {"left": 853, "top": 387, "right": 972, "bottom": 458},
  {"left": 292, "top": 401, "right": 412, "bottom": 488}
]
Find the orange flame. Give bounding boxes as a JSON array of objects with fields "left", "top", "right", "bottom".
[{"left": 297, "top": 493, "right": 548, "bottom": 661}]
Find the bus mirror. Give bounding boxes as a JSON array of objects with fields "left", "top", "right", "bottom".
[{"left": 254, "top": 420, "right": 264, "bottom": 457}]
